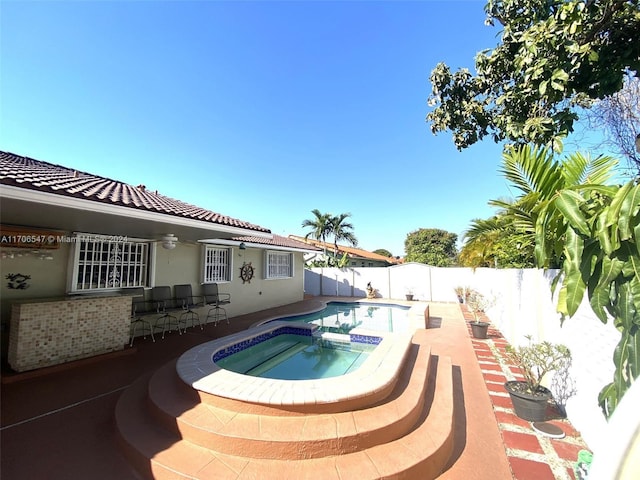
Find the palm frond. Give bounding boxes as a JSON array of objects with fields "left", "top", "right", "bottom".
[
  {"left": 561, "top": 152, "right": 618, "bottom": 185},
  {"left": 499, "top": 145, "right": 563, "bottom": 199}
]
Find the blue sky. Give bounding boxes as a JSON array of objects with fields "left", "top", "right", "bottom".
[{"left": 2, "top": 0, "right": 517, "bottom": 257}]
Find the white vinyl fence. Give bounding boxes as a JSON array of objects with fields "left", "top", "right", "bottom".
[{"left": 305, "top": 263, "right": 621, "bottom": 452}]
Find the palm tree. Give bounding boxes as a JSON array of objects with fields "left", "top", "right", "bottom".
[
  {"left": 462, "top": 144, "right": 639, "bottom": 417},
  {"left": 461, "top": 145, "right": 617, "bottom": 268},
  {"left": 302, "top": 209, "right": 333, "bottom": 264},
  {"left": 302, "top": 210, "right": 358, "bottom": 267},
  {"left": 330, "top": 213, "right": 358, "bottom": 258},
  {"left": 460, "top": 216, "right": 512, "bottom": 267}
]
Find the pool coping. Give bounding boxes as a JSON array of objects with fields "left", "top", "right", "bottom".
[
  {"left": 251, "top": 298, "right": 429, "bottom": 331},
  {"left": 176, "top": 320, "right": 414, "bottom": 407}
]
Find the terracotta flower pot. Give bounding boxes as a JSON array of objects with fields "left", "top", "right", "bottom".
[{"left": 504, "top": 380, "right": 552, "bottom": 421}]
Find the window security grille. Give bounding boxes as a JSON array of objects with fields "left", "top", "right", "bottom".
[
  {"left": 266, "top": 251, "right": 293, "bottom": 279},
  {"left": 204, "top": 246, "right": 231, "bottom": 283},
  {"left": 76, "top": 240, "right": 149, "bottom": 290}
]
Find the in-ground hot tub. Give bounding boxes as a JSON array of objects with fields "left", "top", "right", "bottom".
[
  {"left": 214, "top": 329, "right": 378, "bottom": 380},
  {"left": 176, "top": 321, "right": 413, "bottom": 412}
]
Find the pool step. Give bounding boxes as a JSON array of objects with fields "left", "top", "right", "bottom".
[
  {"left": 115, "top": 347, "right": 455, "bottom": 479},
  {"left": 146, "top": 343, "right": 431, "bottom": 459}
]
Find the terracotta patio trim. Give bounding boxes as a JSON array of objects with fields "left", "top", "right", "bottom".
[{"left": 461, "top": 304, "right": 591, "bottom": 480}]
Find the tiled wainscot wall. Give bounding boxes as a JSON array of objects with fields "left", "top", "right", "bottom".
[{"left": 8, "top": 295, "right": 131, "bottom": 372}]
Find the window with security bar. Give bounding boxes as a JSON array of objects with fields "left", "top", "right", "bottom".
[
  {"left": 74, "top": 239, "right": 150, "bottom": 291},
  {"left": 265, "top": 251, "right": 293, "bottom": 279},
  {"left": 204, "top": 246, "right": 231, "bottom": 283}
]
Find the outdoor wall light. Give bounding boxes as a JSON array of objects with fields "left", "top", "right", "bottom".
[
  {"left": 161, "top": 234, "right": 178, "bottom": 250},
  {"left": 239, "top": 242, "right": 247, "bottom": 250},
  {"left": 0, "top": 250, "right": 54, "bottom": 260}
]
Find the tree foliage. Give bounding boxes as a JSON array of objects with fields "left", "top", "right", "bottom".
[
  {"left": 461, "top": 145, "right": 618, "bottom": 269},
  {"left": 535, "top": 173, "right": 640, "bottom": 418},
  {"left": 302, "top": 209, "right": 333, "bottom": 260},
  {"left": 427, "top": 0, "right": 640, "bottom": 150},
  {"left": 581, "top": 74, "right": 640, "bottom": 175},
  {"left": 330, "top": 213, "right": 358, "bottom": 254},
  {"left": 301, "top": 210, "right": 358, "bottom": 267},
  {"left": 460, "top": 215, "right": 536, "bottom": 268},
  {"left": 479, "top": 144, "right": 638, "bottom": 418},
  {"left": 404, "top": 228, "right": 458, "bottom": 266},
  {"left": 373, "top": 248, "right": 393, "bottom": 257}
]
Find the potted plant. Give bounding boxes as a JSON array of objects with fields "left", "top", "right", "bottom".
[
  {"left": 466, "top": 289, "right": 493, "bottom": 339},
  {"left": 504, "top": 337, "right": 571, "bottom": 421},
  {"left": 366, "top": 282, "right": 377, "bottom": 299},
  {"left": 453, "top": 286, "right": 466, "bottom": 303},
  {"left": 405, "top": 287, "right": 414, "bottom": 301}
]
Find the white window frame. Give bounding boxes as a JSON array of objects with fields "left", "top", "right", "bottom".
[
  {"left": 203, "top": 245, "right": 232, "bottom": 283},
  {"left": 69, "top": 234, "right": 154, "bottom": 292},
  {"left": 264, "top": 250, "right": 294, "bottom": 279}
]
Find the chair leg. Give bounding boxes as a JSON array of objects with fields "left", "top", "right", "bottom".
[
  {"left": 190, "top": 310, "right": 203, "bottom": 330},
  {"left": 130, "top": 318, "right": 156, "bottom": 346},
  {"left": 155, "top": 313, "right": 180, "bottom": 339},
  {"left": 206, "top": 306, "right": 228, "bottom": 326},
  {"left": 129, "top": 321, "right": 138, "bottom": 347},
  {"left": 179, "top": 310, "right": 202, "bottom": 331}
]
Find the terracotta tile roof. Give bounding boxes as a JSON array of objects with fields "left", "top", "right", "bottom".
[
  {"left": 0, "top": 151, "right": 271, "bottom": 234},
  {"left": 288, "top": 235, "right": 402, "bottom": 264},
  {"left": 233, "top": 234, "right": 321, "bottom": 251}
]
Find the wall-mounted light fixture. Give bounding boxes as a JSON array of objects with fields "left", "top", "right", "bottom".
[
  {"left": 161, "top": 234, "right": 178, "bottom": 250},
  {"left": 0, "top": 249, "right": 54, "bottom": 260},
  {"left": 239, "top": 242, "right": 247, "bottom": 250}
]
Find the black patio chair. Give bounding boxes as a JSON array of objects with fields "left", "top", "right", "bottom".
[
  {"left": 150, "top": 286, "right": 180, "bottom": 339},
  {"left": 125, "top": 287, "right": 155, "bottom": 346},
  {"left": 174, "top": 284, "right": 203, "bottom": 331},
  {"left": 202, "top": 283, "right": 231, "bottom": 326}
]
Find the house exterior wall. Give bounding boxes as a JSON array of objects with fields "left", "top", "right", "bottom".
[
  {"left": 347, "top": 258, "right": 393, "bottom": 268},
  {"left": 221, "top": 246, "right": 306, "bottom": 317},
  {"left": 1, "top": 243, "right": 72, "bottom": 357},
  {"left": 154, "top": 243, "right": 305, "bottom": 318},
  {"left": 154, "top": 241, "right": 201, "bottom": 286},
  {"left": 305, "top": 264, "right": 621, "bottom": 453},
  {"left": 1, "top": 238, "right": 306, "bottom": 363}
]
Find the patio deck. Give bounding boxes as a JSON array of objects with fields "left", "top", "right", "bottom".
[{"left": 1, "top": 298, "right": 589, "bottom": 479}]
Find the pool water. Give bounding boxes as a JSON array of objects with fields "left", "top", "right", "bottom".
[
  {"left": 282, "top": 302, "right": 411, "bottom": 333},
  {"left": 215, "top": 334, "right": 374, "bottom": 380}
]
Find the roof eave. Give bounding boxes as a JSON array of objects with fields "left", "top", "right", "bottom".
[
  {"left": 0, "top": 184, "right": 271, "bottom": 238},
  {"left": 200, "top": 238, "right": 318, "bottom": 253}
]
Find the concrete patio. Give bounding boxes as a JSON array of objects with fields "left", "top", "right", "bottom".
[{"left": 1, "top": 298, "right": 589, "bottom": 479}]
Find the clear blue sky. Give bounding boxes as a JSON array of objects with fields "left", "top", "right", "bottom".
[{"left": 2, "top": 0, "right": 517, "bottom": 257}]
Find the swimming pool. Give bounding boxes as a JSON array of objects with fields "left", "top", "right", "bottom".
[
  {"left": 177, "top": 319, "right": 413, "bottom": 409},
  {"left": 278, "top": 302, "right": 411, "bottom": 333},
  {"left": 215, "top": 333, "right": 376, "bottom": 380}
]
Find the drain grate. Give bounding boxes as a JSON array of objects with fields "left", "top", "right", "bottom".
[{"left": 532, "top": 422, "right": 566, "bottom": 439}]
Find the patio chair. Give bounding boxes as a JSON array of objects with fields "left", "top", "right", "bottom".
[
  {"left": 125, "top": 287, "right": 155, "bottom": 346},
  {"left": 174, "top": 284, "right": 203, "bottom": 331},
  {"left": 150, "top": 286, "right": 181, "bottom": 339},
  {"left": 203, "top": 283, "right": 231, "bottom": 326}
]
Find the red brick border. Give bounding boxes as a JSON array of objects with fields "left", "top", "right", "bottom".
[{"left": 461, "top": 304, "right": 591, "bottom": 479}]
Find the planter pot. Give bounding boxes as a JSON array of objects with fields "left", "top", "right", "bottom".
[
  {"left": 504, "top": 380, "right": 552, "bottom": 421},
  {"left": 405, "top": 294, "right": 414, "bottom": 301},
  {"left": 470, "top": 322, "right": 489, "bottom": 339}
]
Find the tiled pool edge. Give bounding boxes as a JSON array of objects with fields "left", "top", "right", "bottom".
[{"left": 176, "top": 320, "right": 413, "bottom": 407}]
